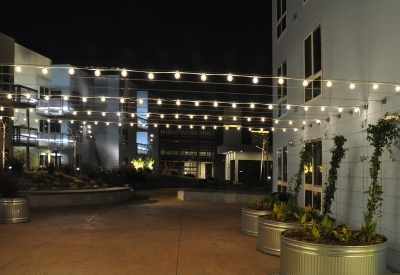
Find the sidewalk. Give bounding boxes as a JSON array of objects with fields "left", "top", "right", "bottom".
[{"left": 0, "top": 189, "right": 279, "bottom": 275}]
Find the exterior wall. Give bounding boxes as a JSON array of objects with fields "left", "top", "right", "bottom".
[{"left": 272, "top": 0, "right": 400, "bottom": 271}]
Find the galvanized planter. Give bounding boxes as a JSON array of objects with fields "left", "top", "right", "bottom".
[
  {"left": 0, "top": 197, "right": 30, "bottom": 223},
  {"left": 257, "top": 216, "right": 299, "bottom": 256},
  {"left": 241, "top": 206, "right": 271, "bottom": 237},
  {"left": 280, "top": 231, "right": 387, "bottom": 275}
]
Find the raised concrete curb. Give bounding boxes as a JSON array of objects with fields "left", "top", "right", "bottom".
[
  {"left": 21, "top": 187, "right": 134, "bottom": 208},
  {"left": 177, "top": 189, "right": 266, "bottom": 204}
]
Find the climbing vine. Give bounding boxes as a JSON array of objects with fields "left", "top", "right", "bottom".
[
  {"left": 293, "top": 140, "right": 316, "bottom": 202},
  {"left": 322, "top": 135, "right": 348, "bottom": 215}
]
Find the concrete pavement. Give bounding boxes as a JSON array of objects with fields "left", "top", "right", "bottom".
[{"left": 0, "top": 189, "right": 280, "bottom": 275}]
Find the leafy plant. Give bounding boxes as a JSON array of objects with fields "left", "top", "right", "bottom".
[
  {"left": 322, "top": 135, "right": 348, "bottom": 215},
  {"left": 294, "top": 204, "right": 320, "bottom": 240},
  {"left": 319, "top": 215, "right": 333, "bottom": 238},
  {"left": 333, "top": 222, "right": 359, "bottom": 243},
  {"left": 272, "top": 202, "right": 288, "bottom": 221},
  {"left": 364, "top": 113, "right": 400, "bottom": 222},
  {"left": 0, "top": 172, "right": 23, "bottom": 198},
  {"left": 249, "top": 193, "right": 279, "bottom": 211},
  {"left": 358, "top": 213, "right": 378, "bottom": 242},
  {"left": 7, "top": 155, "right": 27, "bottom": 175}
]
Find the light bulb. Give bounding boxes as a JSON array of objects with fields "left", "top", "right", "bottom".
[
  {"left": 106, "top": 122, "right": 109, "bottom": 126},
  {"left": 26, "top": 93, "right": 31, "bottom": 99},
  {"left": 250, "top": 103, "right": 255, "bottom": 108},
  {"left": 102, "top": 112, "right": 106, "bottom": 116},
  {"left": 201, "top": 73, "right": 207, "bottom": 81},
  {"left": 289, "top": 121, "right": 292, "bottom": 125},
  {"left": 190, "top": 125, "right": 193, "bottom": 129},
  {"left": 396, "top": 86, "right": 400, "bottom": 92},
  {"left": 63, "top": 95, "right": 68, "bottom": 101},
  {"left": 160, "top": 114, "right": 164, "bottom": 118},
  {"left": 87, "top": 110, "right": 91, "bottom": 115},
  {"left": 316, "top": 120, "right": 321, "bottom": 124},
  {"left": 95, "top": 122, "right": 98, "bottom": 125},
  {"left": 7, "top": 94, "right": 12, "bottom": 99},
  {"left": 252, "top": 76, "right": 258, "bottom": 84},
  {"left": 117, "top": 112, "right": 120, "bottom": 116},
  {"left": 303, "top": 80, "right": 309, "bottom": 86},
  {"left": 227, "top": 73, "right": 233, "bottom": 82},
  {"left": 73, "top": 111, "right": 77, "bottom": 115},
  {"left": 82, "top": 97, "right": 87, "bottom": 102},
  {"left": 275, "top": 120, "right": 279, "bottom": 124},
  {"left": 202, "top": 126, "right": 205, "bottom": 130},
  {"left": 15, "top": 65, "right": 21, "bottom": 73},
  {"left": 213, "top": 101, "right": 218, "bottom": 107},
  {"left": 219, "top": 116, "right": 222, "bottom": 121},
  {"left": 261, "top": 117, "right": 265, "bottom": 122},
  {"left": 175, "top": 114, "right": 179, "bottom": 119},
  {"left": 232, "top": 103, "right": 236, "bottom": 108},
  {"left": 166, "top": 124, "right": 169, "bottom": 128},
  {"left": 121, "top": 69, "right": 127, "bottom": 77},
  {"left": 225, "top": 126, "right": 229, "bottom": 130},
  {"left": 247, "top": 117, "right": 251, "bottom": 122},
  {"left": 190, "top": 115, "right": 193, "bottom": 119},
  {"left": 278, "top": 77, "right": 284, "bottom": 84},
  {"left": 214, "top": 126, "right": 217, "bottom": 129},
  {"left": 176, "top": 99, "right": 181, "bottom": 105},
  {"left": 354, "top": 107, "right": 360, "bottom": 113},
  {"left": 233, "top": 116, "right": 237, "bottom": 121},
  {"left": 120, "top": 98, "right": 125, "bottom": 103},
  {"left": 147, "top": 113, "right": 150, "bottom": 117},
  {"left": 237, "top": 127, "right": 240, "bottom": 130},
  {"left": 195, "top": 101, "right": 199, "bottom": 106},
  {"left": 94, "top": 69, "right": 100, "bottom": 76},
  {"left": 338, "top": 108, "right": 343, "bottom": 112},
  {"left": 326, "top": 80, "right": 332, "bottom": 87},
  {"left": 350, "top": 83, "right": 355, "bottom": 89},
  {"left": 283, "top": 129, "right": 286, "bottom": 132},
  {"left": 271, "top": 127, "right": 275, "bottom": 131},
  {"left": 178, "top": 125, "right": 181, "bottom": 129},
  {"left": 304, "top": 106, "right": 309, "bottom": 111},
  {"left": 373, "top": 83, "right": 379, "bottom": 90},
  {"left": 268, "top": 104, "right": 273, "bottom": 110},
  {"left": 69, "top": 67, "right": 75, "bottom": 75},
  {"left": 148, "top": 72, "right": 154, "bottom": 80},
  {"left": 174, "top": 70, "right": 180, "bottom": 79},
  {"left": 321, "top": 106, "right": 325, "bottom": 111},
  {"left": 42, "top": 67, "right": 48, "bottom": 75},
  {"left": 130, "top": 122, "right": 133, "bottom": 126},
  {"left": 59, "top": 109, "right": 62, "bottom": 114},
  {"left": 138, "top": 98, "right": 143, "bottom": 104},
  {"left": 154, "top": 124, "right": 158, "bottom": 127},
  {"left": 157, "top": 99, "right": 162, "bottom": 105},
  {"left": 249, "top": 128, "right": 252, "bottom": 131},
  {"left": 204, "top": 115, "right": 208, "bottom": 120},
  {"left": 45, "top": 95, "right": 49, "bottom": 101},
  {"left": 131, "top": 113, "right": 135, "bottom": 117},
  {"left": 287, "top": 105, "right": 291, "bottom": 110},
  {"left": 303, "top": 121, "right": 306, "bottom": 124}
]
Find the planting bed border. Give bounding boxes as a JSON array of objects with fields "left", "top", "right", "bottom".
[
  {"left": 177, "top": 189, "right": 266, "bottom": 204},
  {"left": 21, "top": 187, "right": 134, "bottom": 208}
]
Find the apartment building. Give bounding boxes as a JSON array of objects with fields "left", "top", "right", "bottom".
[{"left": 272, "top": 0, "right": 400, "bottom": 270}]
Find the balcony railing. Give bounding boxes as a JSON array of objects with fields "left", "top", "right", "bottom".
[
  {"left": 11, "top": 85, "right": 38, "bottom": 107},
  {"left": 36, "top": 99, "right": 74, "bottom": 116},
  {"left": 12, "top": 126, "right": 37, "bottom": 147},
  {"left": 37, "top": 133, "right": 74, "bottom": 150}
]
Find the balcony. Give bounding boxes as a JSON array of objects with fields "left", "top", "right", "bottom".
[
  {"left": 37, "top": 133, "right": 74, "bottom": 150},
  {"left": 12, "top": 126, "right": 37, "bottom": 147},
  {"left": 137, "top": 117, "right": 148, "bottom": 130},
  {"left": 36, "top": 99, "right": 74, "bottom": 116},
  {"left": 11, "top": 85, "right": 38, "bottom": 107},
  {"left": 137, "top": 143, "right": 148, "bottom": 155}
]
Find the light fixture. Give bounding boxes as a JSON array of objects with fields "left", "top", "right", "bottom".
[
  {"left": 338, "top": 108, "right": 343, "bottom": 112},
  {"left": 146, "top": 113, "right": 150, "bottom": 117},
  {"left": 247, "top": 117, "right": 251, "bottom": 122},
  {"left": 201, "top": 73, "right": 207, "bottom": 81},
  {"left": 166, "top": 124, "right": 170, "bottom": 128},
  {"left": 59, "top": 120, "right": 62, "bottom": 123},
  {"left": 95, "top": 122, "right": 98, "bottom": 125},
  {"left": 283, "top": 128, "right": 286, "bottom": 132},
  {"left": 227, "top": 73, "right": 233, "bottom": 82},
  {"left": 250, "top": 102, "right": 255, "bottom": 108},
  {"left": 42, "top": 67, "right": 48, "bottom": 75},
  {"left": 94, "top": 69, "right": 101, "bottom": 76},
  {"left": 138, "top": 98, "right": 144, "bottom": 104},
  {"left": 304, "top": 106, "right": 309, "bottom": 111},
  {"left": 225, "top": 126, "right": 229, "bottom": 130},
  {"left": 63, "top": 95, "right": 68, "bottom": 101},
  {"left": 316, "top": 119, "right": 321, "bottom": 124},
  {"left": 252, "top": 76, "right": 258, "bottom": 84},
  {"left": 174, "top": 70, "right": 180, "bottom": 79},
  {"left": 190, "top": 124, "right": 193, "bottom": 129},
  {"left": 148, "top": 72, "right": 154, "bottom": 80},
  {"left": 261, "top": 117, "right": 265, "bottom": 122},
  {"left": 303, "top": 80, "right": 309, "bottom": 86},
  {"left": 101, "top": 96, "right": 106, "bottom": 102},
  {"left": 268, "top": 104, "right": 273, "bottom": 110},
  {"left": 175, "top": 114, "right": 179, "bottom": 119},
  {"left": 117, "top": 112, "right": 120, "bottom": 116},
  {"left": 131, "top": 113, "right": 135, "bottom": 117},
  {"left": 154, "top": 124, "right": 158, "bottom": 127},
  {"left": 121, "top": 69, "right": 127, "bottom": 77},
  {"left": 87, "top": 110, "right": 91, "bottom": 115},
  {"left": 275, "top": 119, "right": 279, "bottom": 124},
  {"left": 287, "top": 105, "right": 291, "bottom": 110},
  {"left": 202, "top": 126, "right": 205, "bottom": 129},
  {"left": 354, "top": 107, "right": 360, "bottom": 113},
  {"left": 157, "top": 98, "right": 162, "bottom": 105},
  {"left": 396, "top": 86, "right": 400, "bottom": 92},
  {"left": 15, "top": 65, "right": 21, "bottom": 73},
  {"left": 204, "top": 115, "right": 208, "bottom": 120},
  {"left": 214, "top": 125, "right": 217, "bottom": 129},
  {"left": 373, "top": 83, "right": 379, "bottom": 90},
  {"left": 26, "top": 93, "right": 31, "bottom": 99},
  {"left": 326, "top": 80, "right": 332, "bottom": 87},
  {"left": 350, "top": 83, "right": 355, "bottom": 89},
  {"left": 289, "top": 121, "right": 293, "bottom": 125},
  {"left": 219, "top": 116, "right": 222, "bottom": 121},
  {"left": 45, "top": 95, "right": 49, "bottom": 101},
  {"left": 294, "top": 128, "right": 298, "bottom": 132},
  {"left": 176, "top": 99, "right": 181, "bottom": 105},
  {"left": 278, "top": 77, "right": 284, "bottom": 84},
  {"left": 321, "top": 106, "right": 326, "bottom": 111},
  {"left": 7, "top": 94, "right": 12, "bottom": 99},
  {"left": 102, "top": 112, "right": 106, "bottom": 116},
  {"left": 68, "top": 66, "right": 75, "bottom": 75},
  {"left": 106, "top": 122, "right": 109, "bottom": 126},
  {"left": 178, "top": 125, "right": 181, "bottom": 129},
  {"left": 73, "top": 111, "right": 77, "bottom": 115},
  {"left": 303, "top": 120, "right": 306, "bottom": 124},
  {"left": 59, "top": 109, "right": 62, "bottom": 114},
  {"left": 271, "top": 127, "right": 275, "bottom": 131},
  {"left": 233, "top": 116, "right": 237, "bottom": 121},
  {"left": 195, "top": 101, "right": 199, "bottom": 106},
  {"left": 160, "top": 114, "right": 164, "bottom": 118},
  {"left": 237, "top": 126, "right": 240, "bottom": 130},
  {"left": 120, "top": 98, "right": 125, "bottom": 103},
  {"left": 249, "top": 128, "right": 252, "bottom": 131},
  {"left": 82, "top": 97, "right": 87, "bottom": 102},
  {"left": 232, "top": 103, "right": 236, "bottom": 108},
  {"left": 213, "top": 101, "right": 218, "bottom": 107},
  {"left": 190, "top": 114, "right": 193, "bottom": 119}
]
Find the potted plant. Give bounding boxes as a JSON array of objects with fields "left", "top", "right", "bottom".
[
  {"left": 257, "top": 140, "right": 315, "bottom": 255},
  {"left": 242, "top": 193, "right": 278, "bottom": 237},
  {"left": 0, "top": 156, "right": 30, "bottom": 223},
  {"left": 279, "top": 114, "right": 398, "bottom": 275}
]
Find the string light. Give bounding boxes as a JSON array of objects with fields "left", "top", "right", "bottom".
[
  {"left": 121, "top": 69, "right": 127, "bottom": 77},
  {"left": 204, "top": 115, "right": 208, "bottom": 120},
  {"left": 396, "top": 86, "right": 400, "bottom": 92},
  {"left": 219, "top": 116, "right": 222, "bottom": 121},
  {"left": 232, "top": 103, "right": 236, "bottom": 108},
  {"left": 195, "top": 101, "right": 199, "bottom": 106},
  {"left": 372, "top": 83, "right": 379, "bottom": 90},
  {"left": 275, "top": 120, "right": 279, "bottom": 124},
  {"left": 350, "top": 83, "right": 355, "bottom": 89},
  {"left": 175, "top": 114, "right": 179, "bottom": 119},
  {"left": 338, "top": 108, "right": 343, "bottom": 112},
  {"left": 227, "top": 73, "right": 233, "bottom": 82},
  {"left": 201, "top": 73, "right": 207, "bottom": 81},
  {"left": 42, "top": 67, "right": 48, "bottom": 75},
  {"left": 82, "top": 97, "right": 87, "bottom": 102},
  {"left": 213, "top": 101, "right": 218, "bottom": 107},
  {"left": 278, "top": 77, "right": 284, "bottom": 84},
  {"left": 321, "top": 106, "right": 325, "bottom": 111},
  {"left": 176, "top": 99, "right": 181, "bottom": 105},
  {"left": 101, "top": 96, "right": 106, "bottom": 102},
  {"left": 252, "top": 76, "right": 258, "bottom": 84},
  {"left": 69, "top": 67, "right": 75, "bottom": 75},
  {"left": 120, "top": 98, "right": 125, "bottom": 103},
  {"left": 326, "top": 80, "right": 332, "bottom": 87},
  {"left": 138, "top": 98, "right": 144, "bottom": 104},
  {"left": 268, "top": 104, "right": 273, "bottom": 110},
  {"left": 250, "top": 102, "right": 255, "bottom": 108},
  {"left": 302, "top": 80, "right": 309, "bottom": 86},
  {"left": 63, "top": 95, "right": 68, "bottom": 101},
  {"left": 304, "top": 106, "right": 308, "bottom": 111},
  {"left": 160, "top": 114, "right": 164, "bottom": 118},
  {"left": 174, "top": 71, "right": 180, "bottom": 79},
  {"left": 157, "top": 99, "right": 162, "bottom": 105},
  {"left": 15, "top": 65, "right": 21, "bottom": 73},
  {"left": 148, "top": 72, "right": 154, "bottom": 80},
  {"left": 95, "top": 69, "right": 101, "bottom": 76}
]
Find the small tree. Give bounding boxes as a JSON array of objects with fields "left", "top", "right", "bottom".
[{"left": 322, "top": 135, "right": 348, "bottom": 215}]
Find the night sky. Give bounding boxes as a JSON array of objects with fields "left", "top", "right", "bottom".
[{"left": 1, "top": 1, "right": 273, "bottom": 104}]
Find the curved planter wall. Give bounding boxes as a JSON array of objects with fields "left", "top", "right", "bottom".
[
  {"left": 0, "top": 197, "right": 30, "bottom": 223},
  {"left": 257, "top": 216, "right": 299, "bottom": 256},
  {"left": 241, "top": 207, "right": 271, "bottom": 237},
  {"left": 280, "top": 232, "right": 387, "bottom": 275}
]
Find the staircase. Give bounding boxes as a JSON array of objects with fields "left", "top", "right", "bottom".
[{"left": 89, "top": 136, "right": 102, "bottom": 168}]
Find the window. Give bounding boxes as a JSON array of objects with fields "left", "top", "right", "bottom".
[
  {"left": 277, "top": 60, "right": 287, "bottom": 100},
  {"left": 277, "top": 0, "right": 287, "bottom": 39},
  {"left": 278, "top": 99, "right": 287, "bottom": 118},
  {"left": 71, "top": 91, "right": 82, "bottom": 110},
  {"left": 0, "top": 65, "right": 11, "bottom": 92},
  {"left": 51, "top": 90, "right": 61, "bottom": 98},
  {"left": 304, "top": 24, "right": 322, "bottom": 103},
  {"left": 76, "top": 154, "right": 83, "bottom": 167},
  {"left": 277, "top": 146, "right": 288, "bottom": 192},
  {"left": 122, "top": 128, "right": 128, "bottom": 146},
  {"left": 122, "top": 157, "right": 128, "bottom": 165},
  {"left": 39, "top": 120, "right": 61, "bottom": 133},
  {"left": 304, "top": 140, "right": 322, "bottom": 210},
  {"left": 40, "top": 86, "right": 50, "bottom": 99},
  {"left": 39, "top": 154, "right": 48, "bottom": 166}
]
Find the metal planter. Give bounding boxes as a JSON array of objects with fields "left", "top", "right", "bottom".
[
  {"left": 0, "top": 197, "right": 30, "bottom": 223},
  {"left": 257, "top": 216, "right": 300, "bottom": 256},
  {"left": 241, "top": 207, "right": 271, "bottom": 237},
  {"left": 280, "top": 231, "right": 387, "bottom": 275}
]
